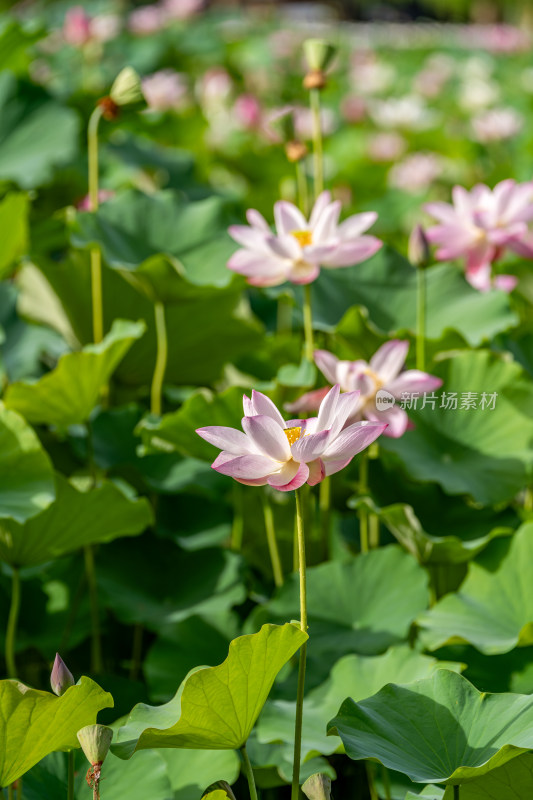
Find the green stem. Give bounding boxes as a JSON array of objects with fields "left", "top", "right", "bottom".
[
  {"left": 277, "top": 294, "right": 292, "bottom": 334},
  {"left": 416, "top": 266, "right": 426, "bottom": 372},
  {"left": 240, "top": 744, "right": 258, "bottom": 800},
  {"left": 231, "top": 484, "right": 244, "bottom": 551},
  {"left": 295, "top": 159, "right": 309, "bottom": 216},
  {"left": 68, "top": 750, "right": 74, "bottom": 800},
  {"left": 84, "top": 545, "right": 103, "bottom": 673},
  {"left": 291, "top": 488, "right": 308, "bottom": 800},
  {"left": 150, "top": 302, "right": 168, "bottom": 416},
  {"left": 382, "top": 765, "right": 392, "bottom": 800},
  {"left": 88, "top": 105, "right": 104, "bottom": 345},
  {"left": 365, "top": 763, "right": 378, "bottom": 800},
  {"left": 319, "top": 475, "right": 331, "bottom": 559},
  {"left": 309, "top": 88, "right": 324, "bottom": 198},
  {"left": 369, "top": 513, "right": 380, "bottom": 549},
  {"left": 129, "top": 623, "right": 144, "bottom": 681},
  {"left": 5, "top": 567, "right": 21, "bottom": 679},
  {"left": 524, "top": 486, "right": 533, "bottom": 512},
  {"left": 261, "top": 494, "right": 284, "bottom": 588},
  {"left": 7, "top": 786, "right": 13, "bottom": 800},
  {"left": 359, "top": 452, "right": 369, "bottom": 554},
  {"left": 303, "top": 284, "right": 314, "bottom": 362}
]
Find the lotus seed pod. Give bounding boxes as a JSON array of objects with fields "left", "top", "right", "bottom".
[
  {"left": 285, "top": 140, "right": 308, "bottom": 163},
  {"left": 302, "top": 773, "right": 332, "bottom": 800},
  {"left": 77, "top": 724, "right": 113, "bottom": 765},
  {"left": 303, "top": 39, "right": 336, "bottom": 75},
  {"left": 408, "top": 223, "right": 431, "bottom": 269},
  {"left": 109, "top": 66, "right": 144, "bottom": 108},
  {"left": 50, "top": 653, "right": 75, "bottom": 696}
]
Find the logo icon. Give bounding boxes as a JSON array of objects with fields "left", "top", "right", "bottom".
[{"left": 375, "top": 389, "right": 395, "bottom": 412}]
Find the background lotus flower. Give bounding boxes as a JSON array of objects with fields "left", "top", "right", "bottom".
[
  {"left": 227, "top": 191, "right": 382, "bottom": 287},
  {"left": 425, "top": 179, "right": 533, "bottom": 291},
  {"left": 142, "top": 70, "right": 189, "bottom": 112},
  {"left": 197, "top": 386, "right": 386, "bottom": 491},
  {"left": 287, "top": 341, "right": 442, "bottom": 438}
]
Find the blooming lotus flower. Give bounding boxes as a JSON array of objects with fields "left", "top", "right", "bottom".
[
  {"left": 142, "top": 70, "right": 189, "bottom": 112},
  {"left": 196, "top": 386, "right": 387, "bottom": 491},
  {"left": 286, "top": 341, "right": 442, "bottom": 438},
  {"left": 425, "top": 179, "right": 533, "bottom": 291},
  {"left": 227, "top": 191, "right": 382, "bottom": 287}
]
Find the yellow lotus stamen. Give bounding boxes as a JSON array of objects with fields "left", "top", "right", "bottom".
[
  {"left": 291, "top": 229, "right": 313, "bottom": 247},
  {"left": 284, "top": 426, "right": 302, "bottom": 446}
]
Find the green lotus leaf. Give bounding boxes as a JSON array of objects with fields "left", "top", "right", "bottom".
[
  {"left": 327, "top": 670, "right": 533, "bottom": 785},
  {"left": 442, "top": 753, "right": 533, "bottom": 799},
  {"left": 307, "top": 247, "right": 518, "bottom": 344},
  {"left": 0, "top": 472, "right": 153, "bottom": 567},
  {"left": 4, "top": 319, "right": 146, "bottom": 427},
  {"left": 380, "top": 350, "right": 533, "bottom": 505},
  {"left": 70, "top": 189, "right": 237, "bottom": 302},
  {"left": 34, "top": 253, "right": 262, "bottom": 387},
  {"left": 0, "top": 406, "right": 55, "bottom": 522},
  {"left": 0, "top": 72, "right": 79, "bottom": 188},
  {"left": 418, "top": 523, "right": 533, "bottom": 654},
  {"left": 247, "top": 546, "right": 429, "bottom": 680},
  {"left": 257, "top": 646, "right": 463, "bottom": 762},
  {"left": 0, "top": 193, "right": 28, "bottom": 278},
  {"left": 90, "top": 751, "right": 172, "bottom": 800},
  {"left": 0, "top": 676, "right": 112, "bottom": 787},
  {"left": 158, "top": 749, "right": 240, "bottom": 800},
  {"left": 113, "top": 623, "right": 308, "bottom": 758},
  {"left": 405, "top": 787, "right": 444, "bottom": 800},
  {"left": 97, "top": 538, "right": 245, "bottom": 633},
  {"left": 376, "top": 503, "right": 512, "bottom": 565}
]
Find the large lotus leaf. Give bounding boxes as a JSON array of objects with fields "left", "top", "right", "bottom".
[
  {"left": 380, "top": 350, "right": 533, "bottom": 505},
  {"left": 303, "top": 248, "right": 517, "bottom": 344},
  {"left": 405, "top": 788, "right": 444, "bottom": 800},
  {"left": 257, "top": 646, "right": 464, "bottom": 762},
  {"left": 158, "top": 748, "right": 240, "bottom": 800},
  {"left": 327, "top": 670, "right": 533, "bottom": 785},
  {"left": 0, "top": 193, "right": 28, "bottom": 278},
  {"left": 0, "top": 406, "right": 55, "bottom": 522},
  {"left": 113, "top": 623, "right": 308, "bottom": 757},
  {"left": 376, "top": 503, "right": 512, "bottom": 565},
  {"left": 247, "top": 546, "right": 429, "bottom": 678},
  {"left": 0, "top": 472, "right": 153, "bottom": 567},
  {"left": 0, "top": 21, "right": 43, "bottom": 76},
  {"left": 417, "top": 523, "right": 533, "bottom": 654},
  {"left": 442, "top": 753, "right": 533, "bottom": 799},
  {"left": 4, "top": 319, "right": 146, "bottom": 427},
  {"left": 0, "top": 676, "right": 113, "bottom": 787},
  {"left": 138, "top": 387, "right": 246, "bottom": 461},
  {"left": 33, "top": 253, "right": 263, "bottom": 387},
  {"left": 97, "top": 537, "right": 245, "bottom": 633},
  {"left": 70, "top": 189, "right": 237, "bottom": 300},
  {"left": 0, "top": 72, "right": 79, "bottom": 188}
]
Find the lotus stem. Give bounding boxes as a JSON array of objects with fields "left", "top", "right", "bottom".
[
  {"left": 366, "top": 763, "right": 378, "bottom": 800},
  {"left": 68, "top": 751, "right": 74, "bottom": 800},
  {"left": 88, "top": 105, "right": 104, "bottom": 346},
  {"left": 319, "top": 475, "right": 331, "bottom": 558},
  {"left": 358, "top": 451, "right": 369, "bottom": 554},
  {"left": 303, "top": 284, "right": 314, "bottom": 362},
  {"left": 5, "top": 567, "right": 21, "bottom": 679},
  {"left": 129, "top": 623, "right": 144, "bottom": 681},
  {"left": 84, "top": 545, "right": 103, "bottom": 673},
  {"left": 7, "top": 786, "right": 13, "bottom": 800},
  {"left": 309, "top": 88, "right": 324, "bottom": 198},
  {"left": 150, "top": 301, "right": 168, "bottom": 416},
  {"left": 231, "top": 484, "right": 244, "bottom": 551},
  {"left": 240, "top": 744, "right": 258, "bottom": 800},
  {"left": 382, "top": 766, "right": 392, "bottom": 800},
  {"left": 416, "top": 266, "right": 426, "bottom": 372},
  {"left": 291, "top": 487, "right": 308, "bottom": 800},
  {"left": 296, "top": 159, "right": 309, "bottom": 216},
  {"left": 261, "top": 494, "right": 284, "bottom": 588}
]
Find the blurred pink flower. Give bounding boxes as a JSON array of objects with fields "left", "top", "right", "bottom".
[
  {"left": 77, "top": 190, "right": 114, "bottom": 211},
  {"left": 128, "top": 5, "right": 165, "bottom": 35},
  {"left": 234, "top": 94, "right": 262, "bottom": 130},
  {"left": 63, "top": 6, "right": 92, "bottom": 46},
  {"left": 368, "top": 132, "right": 406, "bottom": 162},
  {"left": 293, "top": 106, "right": 337, "bottom": 139},
  {"left": 197, "top": 68, "right": 233, "bottom": 113},
  {"left": 340, "top": 95, "right": 367, "bottom": 124},
  {"left": 142, "top": 70, "right": 189, "bottom": 112},
  {"left": 472, "top": 108, "right": 523, "bottom": 143},
  {"left": 227, "top": 191, "right": 382, "bottom": 287},
  {"left": 197, "top": 385, "right": 387, "bottom": 491},
  {"left": 287, "top": 341, "right": 442, "bottom": 438},
  {"left": 388, "top": 152, "right": 443, "bottom": 194},
  {"left": 90, "top": 14, "right": 121, "bottom": 43},
  {"left": 162, "top": 0, "right": 204, "bottom": 19},
  {"left": 425, "top": 179, "right": 533, "bottom": 290}
]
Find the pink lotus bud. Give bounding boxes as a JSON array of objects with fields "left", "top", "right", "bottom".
[
  {"left": 234, "top": 94, "right": 262, "bottom": 130},
  {"left": 50, "top": 653, "right": 75, "bottom": 696},
  {"left": 408, "top": 224, "right": 431, "bottom": 269},
  {"left": 63, "top": 6, "right": 92, "bottom": 47}
]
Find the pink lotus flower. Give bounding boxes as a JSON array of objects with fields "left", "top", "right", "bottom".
[
  {"left": 142, "top": 70, "right": 189, "bottom": 112},
  {"left": 196, "top": 385, "right": 387, "bottom": 491},
  {"left": 227, "top": 191, "right": 382, "bottom": 287},
  {"left": 425, "top": 179, "right": 533, "bottom": 291},
  {"left": 286, "top": 341, "right": 442, "bottom": 438},
  {"left": 63, "top": 7, "right": 92, "bottom": 46}
]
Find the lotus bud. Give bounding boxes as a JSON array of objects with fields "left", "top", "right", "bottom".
[
  {"left": 50, "top": 653, "right": 75, "bottom": 696},
  {"left": 303, "top": 39, "right": 336, "bottom": 90},
  {"left": 302, "top": 773, "right": 332, "bottom": 800},
  {"left": 77, "top": 724, "right": 113, "bottom": 766},
  {"left": 408, "top": 224, "right": 431, "bottom": 269},
  {"left": 110, "top": 66, "right": 144, "bottom": 108},
  {"left": 285, "top": 140, "right": 308, "bottom": 163}
]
